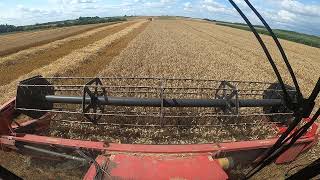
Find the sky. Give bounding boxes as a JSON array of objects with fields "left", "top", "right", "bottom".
[{"left": 0, "top": 0, "right": 319, "bottom": 36}]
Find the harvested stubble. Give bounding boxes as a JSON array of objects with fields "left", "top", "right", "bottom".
[
  {"left": 0, "top": 22, "right": 117, "bottom": 57},
  {"left": 50, "top": 117, "right": 277, "bottom": 144},
  {"left": 0, "top": 21, "right": 135, "bottom": 86},
  {"left": 0, "top": 22, "right": 125, "bottom": 64},
  {"left": 63, "top": 21, "right": 150, "bottom": 77},
  {"left": 0, "top": 21, "right": 147, "bottom": 105}
]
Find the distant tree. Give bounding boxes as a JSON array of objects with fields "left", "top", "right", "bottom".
[{"left": 0, "top": 24, "right": 20, "bottom": 33}]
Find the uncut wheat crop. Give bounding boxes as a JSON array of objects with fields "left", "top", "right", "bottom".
[{"left": 51, "top": 19, "right": 319, "bottom": 144}]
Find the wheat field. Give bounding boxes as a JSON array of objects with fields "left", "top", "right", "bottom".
[
  {"left": 0, "top": 18, "right": 319, "bottom": 179},
  {"left": 101, "top": 20, "right": 319, "bottom": 94}
]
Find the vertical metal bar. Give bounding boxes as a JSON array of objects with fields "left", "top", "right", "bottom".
[
  {"left": 160, "top": 78, "right": 164, "bottom": 127},
  {"left": 222, "top": 81, "right": 227, "bottom": 114},
  {"left": 222, "top": 81, "right": 227, "bottom": 99},
  {"left": 235, "top": 88, "right": 239, "bottom": 115},
  {"left": 82, "top": 85, "right": 86, "bottom": 114},
  {"left": 93, "top": 79, "right": 98, "bottom": 120}
]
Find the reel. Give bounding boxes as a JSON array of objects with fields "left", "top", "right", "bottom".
[{"left": 16, "top": 76, "right": 296, "bottom": 125}]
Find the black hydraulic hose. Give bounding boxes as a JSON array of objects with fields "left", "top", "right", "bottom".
[
  {"left": 246, "top": 108, "right": 320, "bottom": 179},
  {"left": 243, "top": 0, "right": 303, "bottom": 103},
  {"left": 248, "top": 78, "right": 319, "bottom": 178},
  {"left": 228, "top": 1, "right": 319, "bottom": 179},
  {"left": 246, "top": 78, "right": 319, "bottom": 178},
  {"left": 18, "top": 144, "right": 87, "bottom": 162},
  {"left": 246, "top": 117, "right": 304, "bottom": 178},
  {"left": 308, "top": 77, "right": 320, "bottom": 102},
  {"left": 228, "top": 0, "right": 293, "bottom": 110},
  {"left": 246, "top": 114, "right": 303, "bottom": 178},
  {"left": 0, "top": 166, "right": 23, "bottom": 180},
  {"left": 286, "top": 157, "right": 320, "bottom": 179}
]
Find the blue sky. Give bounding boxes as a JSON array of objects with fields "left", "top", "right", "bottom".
[{"left": 0, "top": 0, "right": 319, "bottom": 35}]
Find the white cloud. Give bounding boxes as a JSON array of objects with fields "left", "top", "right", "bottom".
[
  {"left": 78, "top": 0, "right": 97, "bottom": 3},
  {"left": 160, "top": 0, "right": 174, "bottom": 3},
  {"left": 263, "top": 0, "right": 320, "bottom": 35},
  {"left": 277, "top": 10, "right": 296, "bottom": 22},
  {"left": 233, "top": 0, "right": 247, "bottom": 7},
  {"left": 281, "top": 0, "right": 320, "bottom": 17},
  {"left": 184, "top": 2, "right": 192, "bottom": 11},
  {"left": 17, "top": 5, "right": 61, "bottom": 17},
  {"left": 201, "top": 0, "right": 233, "bottom": 14},
  {"left": 144, "top": 0, "right": 175, "bottom": 8},
  {"left": 50, "top": 0, "right": 98, "bottom": 5}
]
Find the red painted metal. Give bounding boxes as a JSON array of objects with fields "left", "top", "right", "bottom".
[
  {"left": 0, "top": 98, "right": 15, "bottom": 135},
  {"left": 276, "top": 118, "right": 319, "bottom": 138},
  {"left": 3, "top": 134, "right": 106, "bottom": 151},
  {"left": 105, "top": 137, "right": 316, "bottom": 154},
  {"left": 304, "top": 118, "right": 319, "bottom": 138},
  {"left": 105, "top": 154, "right": 228, "bottom": 180},
  {"left": 275, "top": 143, "right": 307, "bottom": 164},
  {"left": 1, "top": 132, "right": 316, "bottom": 158},
  {"left": 0, "top": 98, "right": 319, "bottom": 180}
]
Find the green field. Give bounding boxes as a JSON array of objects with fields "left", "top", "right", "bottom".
[{"left": 213, "top": 22, "right": 320, "bottom": 48}]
